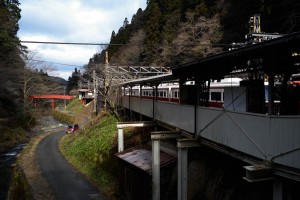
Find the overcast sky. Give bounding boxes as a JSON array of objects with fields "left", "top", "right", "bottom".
[{"left": 18, "top": 0, "right": 147, "bottom": 80}]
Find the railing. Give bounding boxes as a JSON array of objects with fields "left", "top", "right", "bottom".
[{"left": 122, "top": 96, "right": 300, "bottom": 170}]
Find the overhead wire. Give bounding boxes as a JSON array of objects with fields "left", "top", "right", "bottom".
[
  {"left": 0, "top": 40, "right": 233, "bottom": 47},
  {"left": 27, "top": 59, "right": 83, "bottom": 67}
]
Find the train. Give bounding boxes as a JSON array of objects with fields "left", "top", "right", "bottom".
[{"left": 123, "top": 78, "right": 243, "bottom": 108}]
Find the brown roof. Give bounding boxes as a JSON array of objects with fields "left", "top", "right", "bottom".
[{"left": 115, "top": 145, "right": 176, "bottom": 174}]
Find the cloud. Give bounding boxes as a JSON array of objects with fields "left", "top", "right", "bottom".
[
  {"left": 49, "top": 70, "right": 73, "bottom": 81},
  {"left": 19, "top": 0, "right": 147, "bottom": 41},
  {"left": 18, "top": 0, "right": 147, "bottom": 79}
]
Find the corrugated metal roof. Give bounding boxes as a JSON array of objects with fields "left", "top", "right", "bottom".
[
  {"left": 115, "top": 145, "right": 176, "bottom": 173},
  {"left": 122, "top": 73, "right": 177, "bottom": 86},
  {"left": 78, "top": 89, "right": 90, "bottom": 92}
]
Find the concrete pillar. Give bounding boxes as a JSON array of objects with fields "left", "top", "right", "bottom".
[
  {"left": 152, "top": 138, "right": 160, "bottom": 200},
  {"left": 151, "top": 131, "right": 181, "bottom": 200},
  {"left": 177, "top": 139, "right": 200, "bottom": 200},
  {"left": 273, "top": 179, "right": 283, "bottom": 200},
  {"left": 34, "top": 98, "right": 37, "bottom": 108},
  {"left": 178, "top": 146, "right": 188, "bottom": 200},
  {"left": 118, "top": 128, "right": 124, "bottom": 152},
  {"left": 116, "top": 121, "right": 157, "bottom": 153},
  {"left": 51, "top": 98, "right": 55, "bottom": 110}
]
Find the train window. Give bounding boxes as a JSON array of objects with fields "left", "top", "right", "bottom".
[
  {"left": 211, "top": 92, "right": 222, "bottom": 101},
  {"left": 143, "top": 91, "right": 152, "bottom": 96},
  {"left": 172, "top": 91, "right": 179, "bottom": 98},
  {"left": 158, "top": 91, "right": 167, "bottom": 97}
]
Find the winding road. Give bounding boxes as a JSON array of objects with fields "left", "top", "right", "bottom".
[{"left": 37, "top": 131, "right": 107, "bottom": 200}]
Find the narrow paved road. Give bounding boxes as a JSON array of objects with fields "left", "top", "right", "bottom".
[{"left": 37, "top": 131, "right": 107, "bottom": 200}]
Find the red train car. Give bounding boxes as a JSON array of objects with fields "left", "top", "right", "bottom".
[{"left": 124, "top": 78, "right": 242, "bottom": 108}]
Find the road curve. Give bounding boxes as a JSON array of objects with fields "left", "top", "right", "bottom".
[{"left": 37, "top": 131, "right": 107, "bottom": 200}]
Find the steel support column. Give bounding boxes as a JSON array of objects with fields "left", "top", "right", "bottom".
[
  {"left": 151, "top": 131, "right": 181, "bottom": 200},
  {"left": 51, "top": 98, "right": 55, "bottom": 110},
  {"left": 178, "top": 146, "right": 188, "bottom": 200},
  {"left": 118, "top": 128, "right": 124, "bottom": 152},
  {"left": 34, "top": 98, "right": 37, "bottom": 108},
  {"left": 129, "top": 86, "right": 132, "bottom": 121},
  {"left": 177, "top": 139, "right": 200, "bottom": 200},
  {"left": 152, "top": 138, "right": 160, "bottom": 200},
  {"left": 273, "top": 179, "right": 283, "bottom": 200}
]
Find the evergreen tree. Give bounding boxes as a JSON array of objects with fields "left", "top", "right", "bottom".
[
  {"left": 123, "top": 17, "right": 129, "bottom": 28},
  {"left": 66, "top": 68, "right": 80, "bottom": 93},
  {"left": 144, "top": 2, "right": 162, "bottom": 45},
  {"left": 0, "top": 0, "right": 22, "bottom": 67},
  {"left": 131, "top": 8, "right": 145, "bottom": 32},
  {"left": 0, "top": 0, "right": 26, "bottom": 118}
]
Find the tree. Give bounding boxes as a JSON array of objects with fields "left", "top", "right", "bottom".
[
  {"left": 67, "top": 68, "right": 81, "bottom": 93},
  {"left": 131, "top": 8, "right": 145, "bottom": 32},
  {"left": 144, "top": 2, "right": 162, "bottom": 46},
  {"left": 110, "top": 29, "right": 146, "bottom": 65},
  {"left": 22, "top": 51, "right": 60, "bottom": 113},
  {"left": 123, "top": 17, "right": 129, "bottom": 28},
  {"left": 0, "top": 0, "right": 26, "bottom": 121},
  {"left": 0, "top": 0, "right": 22, "bottom": 66}
]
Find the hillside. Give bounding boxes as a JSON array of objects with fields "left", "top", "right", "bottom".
[
  {"left": 57, "top": 100, "right": 152, "bottom": 199},
  {"left": 85, "top": 0, "right": 300, "bottom": 70}
]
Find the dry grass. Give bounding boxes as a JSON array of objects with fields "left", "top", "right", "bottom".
[{"left": 17, "top": 128, "right": 64, "bottom": 200}]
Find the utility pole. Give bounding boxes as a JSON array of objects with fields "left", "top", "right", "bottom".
[
  {"left": 64, "top": 86, "right": 66, "bottom": 109},
  {"left": 93, "top": 70, "right": 98, "bottom": 115},
  {"left": 104, "top": 51, "right": 109, "bottom": 111}
]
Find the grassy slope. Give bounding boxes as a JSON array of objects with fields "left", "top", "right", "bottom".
[
  {"left": 65, "top": 98, "right": 84, "bottom": 113},
  {"left": 59, "top": 99, "right": 151, "bottom": 199},
  {"left": 60, "top": 112, "right": 119, "bottom": 198}
]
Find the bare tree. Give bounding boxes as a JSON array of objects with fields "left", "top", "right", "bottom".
[
  {"left": 110, "top": 29, "right": 146, "bottom": 66},
  {"left": 167, "top": 13, "right": 223, "bottom": 65},
  {"left": 21, "top": 51, "right": 59, "bottom": 113}
]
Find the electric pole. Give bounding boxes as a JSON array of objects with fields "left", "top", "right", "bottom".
[
  {"left": 104, "top": 51, "right": 109, "bottom": 111},
  {"left": 93, "top": 70, "right": 98, "bottom": 115}
]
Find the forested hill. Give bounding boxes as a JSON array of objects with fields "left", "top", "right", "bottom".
[
  {"left": 0, "top": 0, "right": 69, "bottom": 132},
  {"left": 87, "top": 0, "right": 300, "bottom": 69}
]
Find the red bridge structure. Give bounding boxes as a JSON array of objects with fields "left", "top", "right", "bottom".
[{"left": 29, "top": 94, "right": 76, "bottom": 109}]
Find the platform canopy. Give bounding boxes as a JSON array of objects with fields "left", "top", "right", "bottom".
[
  {"left": 172, "top": 31, "right": 300, "bottom": 80},
  {"left": 122, "top": 73, "right": 177, "bottom": 86}
]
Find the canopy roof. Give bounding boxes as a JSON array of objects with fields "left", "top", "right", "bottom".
[
  {"left": 121, "top": 32, "right": 300, "bottom": 86},
  {"left": 122, "top": 73, "right": 176, "bottom": 86},
  {"left": 172, "top": 31, "right": 300, "bottom": 80}
]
